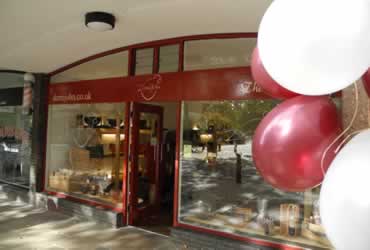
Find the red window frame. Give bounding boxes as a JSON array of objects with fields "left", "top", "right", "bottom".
[
  {"left": 48, "top": 33, "right": 258, "bottom": 77},
  {"left": 173, "top": 102, "right": 304, "bottom": 250}
]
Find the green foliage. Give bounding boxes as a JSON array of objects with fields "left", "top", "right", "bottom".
[{"left": 201, "top": 99, "right": 279, "bottom": 136}]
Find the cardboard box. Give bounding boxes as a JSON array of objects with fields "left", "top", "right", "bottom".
[
  {"left": 69, "top": 147, "right": 90, "bottom": 170},
  {"left": 48, "top": 175, "right": 80, "bottom": 193}
]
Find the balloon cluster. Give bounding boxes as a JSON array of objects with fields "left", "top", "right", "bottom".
[
  {"left": 251, "top": 0, "right": 370, "bottom": 249},
  {"left": 252, "top": 95, "right": 341, "bottom": 192}
]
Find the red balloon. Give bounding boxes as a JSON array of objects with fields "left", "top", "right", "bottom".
[
  {"left": 362, "top": 68, "right": 370, "bottom": 97},
  {"left": 252, "top": 96, "right": 342, "bottom": 192},
  {"left": 251, "top": 48, "right": 299, "bottom": 99}
]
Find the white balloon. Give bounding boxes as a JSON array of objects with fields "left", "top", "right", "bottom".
[
  {"left": 258, "top": 0, "right": 370, "bottom": 95},
  {"left": 320, "top": 130, "right": 370, "bottom": 250}
]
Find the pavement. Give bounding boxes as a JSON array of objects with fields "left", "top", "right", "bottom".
[{"left": 0, "top": 191, "right": 178, "bottom": 250}]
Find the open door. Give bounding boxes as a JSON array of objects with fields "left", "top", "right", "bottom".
[{"left": 129, "top": 103, "right": 163, "bottom": 225}]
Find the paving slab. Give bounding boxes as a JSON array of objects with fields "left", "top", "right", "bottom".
[{"left": 0, "top": 192, "right": 178, "bottom": 250}]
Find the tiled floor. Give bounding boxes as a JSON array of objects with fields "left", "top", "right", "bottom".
[{"left": 0, "top": 191, "right": 177, "bottom": 250}]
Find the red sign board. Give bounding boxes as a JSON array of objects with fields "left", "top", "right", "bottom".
[{"left": 49, "top": 67, "right": 270, "bottom": 104}]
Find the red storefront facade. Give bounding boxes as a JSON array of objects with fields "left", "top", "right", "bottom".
[{"left": 44, "top": 33, "right": 331, "bottom": 250}]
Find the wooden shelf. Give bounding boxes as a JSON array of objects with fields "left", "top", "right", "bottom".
[
  {"left": 96, "top": 128, "right": 124, "bottom": 134},
  {"left": 139, "top": 129, "right": 152, "bottom": 135}
]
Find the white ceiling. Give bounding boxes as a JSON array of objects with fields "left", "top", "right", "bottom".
[{"left": 0, "top": 0, "right": 271, "bottom": 73}]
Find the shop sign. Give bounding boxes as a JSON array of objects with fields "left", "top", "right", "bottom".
[
  {"left": 0, "top": 87, "right": 23, "bottom": 106},
  {"left": 239, "top": 80, "right": 263, "bottom": 95},
  {"left": 137, "top": 74, "right": 162, "bottom": 101},
  {"left": 52, "top": 91, "right": 92, "bottom": 103},
  {"left": 49, "top": 67, "right": 270, "bottom": 104},
  {"left": 0, "top": 127, "right": 30, "bottom": 142}
]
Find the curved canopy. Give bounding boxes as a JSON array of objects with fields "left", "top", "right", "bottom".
[{"left": 0, "top": 0, "right": 271, "bottom": 73}]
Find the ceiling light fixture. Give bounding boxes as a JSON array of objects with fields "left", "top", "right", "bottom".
[{"left": 85, "top": 11, "right": 115, "bottom": 32}]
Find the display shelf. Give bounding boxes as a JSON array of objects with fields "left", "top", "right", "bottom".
[
  {"left": 183, "top": 215, "right": 332, "bottom": 249},
  {"left": 96, "top": 128, "right": 125, "bottom": 134},
  {"left": 47, "top": 186, "right": 124, "bottom": 208},
  {"left": 71, "top": 127, "right": 124, "bottom": 134},
  {"left": 139, "top": 129, "right": 152, "bottom": 135},
  {"left": 72, "top": 191, "right": 123, "bottom": 207}
]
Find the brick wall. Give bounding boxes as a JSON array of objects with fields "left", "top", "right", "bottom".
[{"left": 341, "top": 79, "right": 370, "bottom": 134}]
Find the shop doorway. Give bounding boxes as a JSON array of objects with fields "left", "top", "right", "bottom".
[{"left": 128, "top": 102, "right": 178, "bottom": 235}]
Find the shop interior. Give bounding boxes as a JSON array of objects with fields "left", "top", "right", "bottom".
[
  {"left": 45, "top": 101, "right": 178, "bottom": 235},
  {"left": 130, "top": 102, "right": 177, "bottom": 235},
  {"left": 46, "top": 103, "right": 126, "bottom": 207}
]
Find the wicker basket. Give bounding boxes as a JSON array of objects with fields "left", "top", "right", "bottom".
[
  {"left": 234, "top": 207, "right": 253, "bottom": 222},
  {"left": 308, "top": 222, "right": 326, "bottom": 235},
  {"left": 301, "top": 223, "right": 331, "bottom": 246}
]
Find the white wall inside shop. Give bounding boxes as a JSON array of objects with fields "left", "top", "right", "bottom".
[
  {"left": 45, "top": 102, "right": 176, "bottom": 177},
  {"left": 46, "top": 103, "right": 126, "bottom": 175}
]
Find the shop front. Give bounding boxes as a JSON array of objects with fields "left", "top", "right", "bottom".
[{"left": 45, "top": 34, "right": 333, "bottom": 249}]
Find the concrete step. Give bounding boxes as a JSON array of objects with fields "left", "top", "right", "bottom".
[{"left": 46, "top": 195, "right": 124, "bottom": 228}]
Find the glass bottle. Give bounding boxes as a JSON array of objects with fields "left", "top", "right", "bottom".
[{"left": 288, "top": 215, "right": 296, "bottom": 236}]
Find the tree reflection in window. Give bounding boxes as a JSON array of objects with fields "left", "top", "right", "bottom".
[{"left": 179, "top": 100, "right": 333, "bottom": 249}]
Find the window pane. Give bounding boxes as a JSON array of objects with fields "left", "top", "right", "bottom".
[
  {"left": 178, "top": 100, "right": 333, "bottom": 249},
  {"left": 0, "top": 72, "right": 24, "bottom": 89},
  {"left": 46, "top": 103, "right": 126, "bottom": 207},
  {"left": 184, "top": 38, "right": 256, "bottom": 71},
  {"left": 0, "top": 72, "right": 32, "bottom": 188},
  {"left": 50, "top": 51, "right": 129, "bottom": 84},
  {"left": 0, "top": 106, "right": 32, "bottom": 187},
  {"left": 159, "top": 45, "right": 179, "bottom": 73},
  {"left": 135, "top": 48, "right": 154, "bottom": 75}
]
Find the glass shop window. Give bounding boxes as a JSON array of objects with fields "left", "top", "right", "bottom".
[
  {"left": 178, "top": 100, "right": 333, "bottom": 249},
  {"left": 184, "top": 38, "right": 256, "bottom": 71},
  {"left": 50, "top": 51, "right": 129, "bottom": 84},
  {"left": 135, "top": 48, "right": 154, "bottom": 75},
  {"left": 159, "top": 44, "right": 179, "bottom": 73},
  {"left": 0, "top": 106, "right": 32, "bottom": 188},
  {"left": 46, "top": 103, "right": 126, "bottom": 207}
]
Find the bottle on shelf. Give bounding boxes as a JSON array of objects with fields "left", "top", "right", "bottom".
[{"left": 288, "top": 215, "right": 296, "bottom": 236}]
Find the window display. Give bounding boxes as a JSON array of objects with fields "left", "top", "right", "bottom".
[
  {"left": 46, "top": 103, "right": 126, "bottom": 207},
  {"left": 178, "top": 100, "right": 333, "bottom": 249}
]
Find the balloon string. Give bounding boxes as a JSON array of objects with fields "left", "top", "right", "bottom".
[
  {"left": 334, "top": 128, "right": 367, "bottom": 154},
  {"left": 320, "top": 81, "right": 359, "bottom": 177}
]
